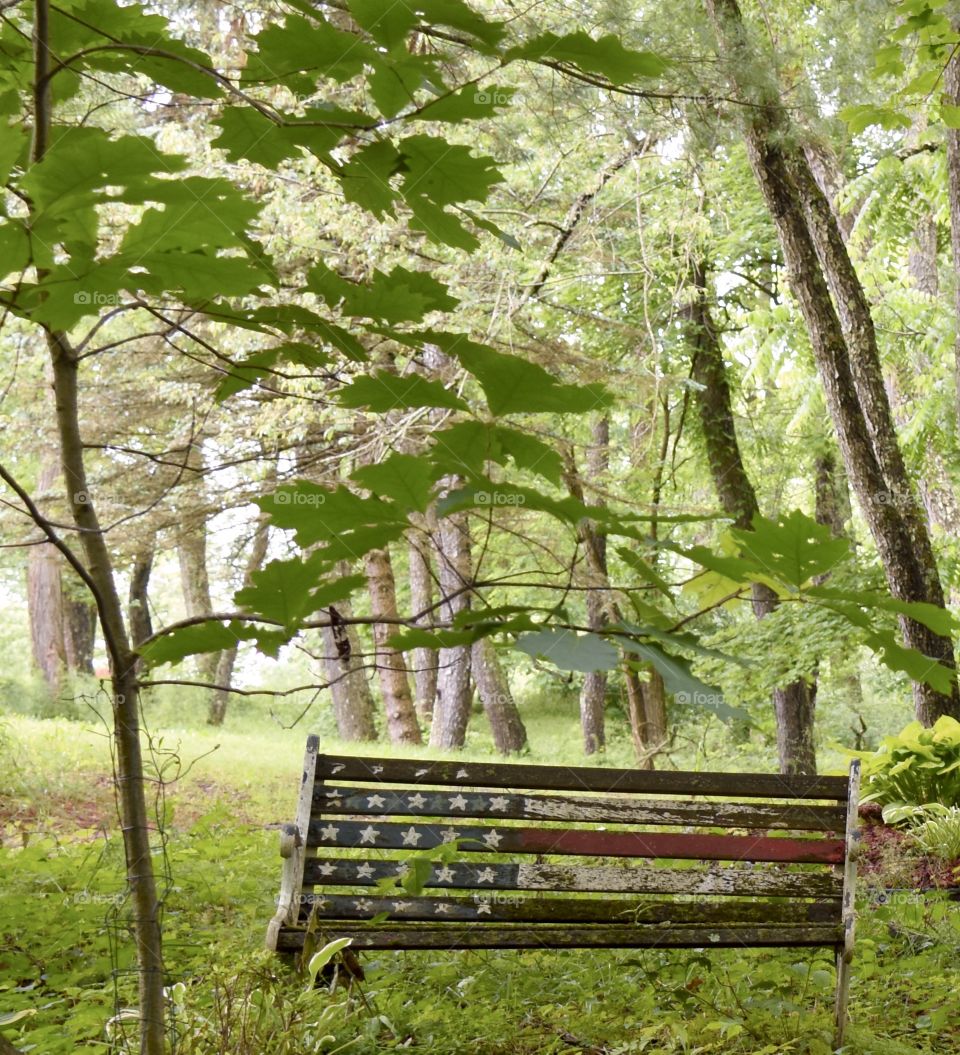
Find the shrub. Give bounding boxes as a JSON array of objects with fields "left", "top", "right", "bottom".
[{"left": 856, "top": 716, "right": 960, "bottom": 810}]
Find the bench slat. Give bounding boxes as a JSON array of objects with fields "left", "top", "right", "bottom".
[
  {"left": 276, "top": 922, "right": 843, "bottom": 952},
  {"left": 318, "top": 755, "right": 849, "bottom": 800},
  {"left": 306, "top": 819, "right": 845, "bottom": 864},
  {"left": 303, "top": 858, "right": 843, "bottom": 897},
  {"left": 313, "top": 786, "right": 845, "bottom": 831},
  {"left": 301, "top": 892, "right": 840, "bottom": 925}
]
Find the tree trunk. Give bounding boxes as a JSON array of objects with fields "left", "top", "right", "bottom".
[
  {"left": 26, "top": 460, "right": 66, "bottom": 698},
  {"left": 579, "top": 417, "right": 609, "bottom": 754},
  {"left": 945, "top": 27, "right": 960, "bottom": 432},
  {"left": 686, "top": 255, "right": 818, "bottom": 773},
  {"left": 706, "top": 0, "right": 959, "bottom": 724},
  {"left": 128, "top": 542, "right": 154, "bottom": 648},
  {"left": 408, "top": 536, "right": 438, "bottom": 720},
  {"left": 364, "top": 547, "right": 422, "bottom": 744},
  {"left": 471, "top": 637, "right": 527, "bottom": 754},
  {"left": 31, "top": 7, "right": 163, "bottom": 1049},
  {"left": 429, "top": 491, "right": 474, "bottom": 749},
  {"left": 48, "top": 339, "right": 164, "bottom": 1053},
  {"left": 63, "top": 588, "right": 96, "bottom": 674},
  {"left": 176, "top": 454, "right": 220, "bottom": 688},
  {"left": 321, "top": 613, "right": 379, "bottom": 742}
]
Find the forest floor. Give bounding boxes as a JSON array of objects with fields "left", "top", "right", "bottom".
[{"left": 1, "top": 713, "right": 959, "bottom": 1054}]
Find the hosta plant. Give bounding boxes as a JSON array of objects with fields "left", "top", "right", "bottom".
[{"left": 856, "top": 716, "right": 960, "bottom": 810}]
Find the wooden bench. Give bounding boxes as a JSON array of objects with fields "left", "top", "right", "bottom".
[{"left": 267, "top": 736, "right": 861, "bottom": 1044}]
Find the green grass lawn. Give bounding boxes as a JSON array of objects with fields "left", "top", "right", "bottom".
[{"left": 1, "top": 713, "right": 958, "bottom": 1054}]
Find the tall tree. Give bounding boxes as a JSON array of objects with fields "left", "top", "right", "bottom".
[
  {"left": 429, "top": 492, "right": 474, "bottom": 749},
  {"left": 706, "top": 0, "right": 960, "bottom": 724},
  {"left": 471, "top": 637, "right": 528, "bottom": 754},
  {"left": 685, "top": 256, "right": 817, "bottom": 773},
  {"left": 365, "top": 547, "right": 422, "bottom": 745},
  {"left": 408, "top": 535, "right": 439, "bottom": 721}
]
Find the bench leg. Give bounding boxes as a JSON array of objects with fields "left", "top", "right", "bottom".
[{"left": 834, "top": 944, "right": 852, "bottom": 1048}]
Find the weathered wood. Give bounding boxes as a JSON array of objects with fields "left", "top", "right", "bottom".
[
  {"left": 301, "top": 892, "right": 840, "bottom": 925},
  {"left": 303, "top": 857, "right": 843, "bottom": 898},
  {"left": 834, "top": 758, "right": 861, "bottom": 1047},
  {"left": 306, "top": 818, "right": 844, "bottom": 864},
  {"left": 275, "top": 922, "right": 842, "bottom": 952},
  {"left": 312, "top": 785, "right": 846, "bottom": 831},
  {"left": 317, "top": 754, "right": 849, "bottom": 799},
  {"left": 266, "top": 735, "right": 319, "bottom": 951}
]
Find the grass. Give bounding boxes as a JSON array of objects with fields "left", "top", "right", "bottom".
[{"left": 1, "top": 709, "right": 958, "bottom": 1054}]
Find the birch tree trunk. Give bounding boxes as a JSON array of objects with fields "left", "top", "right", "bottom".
[
  {"left": 365, "top": 547, "right": 422, "bottom": 744},
  {"left": 429, "top": 492, "right": 474, "bottom": 749},
  {"left": 706, "top": 0, "right": 960, "bottom": 724}
]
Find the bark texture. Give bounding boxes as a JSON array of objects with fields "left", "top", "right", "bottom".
[
  {"left": 471, "top": 637, "right": 528, "bottom": 753},
  {"left": 429, "top": 493, "right": 474, "bottom": 749},
  {"left": 176, "top": 445, "right": 220, "bottom": 688},
  {"left": 127, "top": 542, "right": 154, "bottom": 648},
  {"left": 27, "top": 461, "right": 66, "bottom": 697},
  {"left": 321, "top": 569, "right": 378, "bottom": 742},
  {"left": 579, "top": 417, "right": 609, "bottom": 754},
  {"left": 365, "top": 547, "right": 422, "bottom": 744},
  {"left": 945, "top": 28, "right": 960, "bottom": 432},
  {"left": 408, "top": 537, "right": 438, "bottom": 720},
  {"left": 706, "top": 0, "right": 959, "bottom": 724}
]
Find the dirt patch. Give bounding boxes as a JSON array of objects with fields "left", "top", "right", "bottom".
[{"left": 858, "top": 802, "right": 960, "bottom": 891}]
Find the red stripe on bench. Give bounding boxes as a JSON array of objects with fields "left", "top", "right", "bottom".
[{"left": 511, "top": 828, "right": 845, "bottom": 864}]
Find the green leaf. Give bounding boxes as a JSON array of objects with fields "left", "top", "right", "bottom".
[
  {"left": 214, "top": 342, "right": 331, "bottom": 400},
  {"left": 234, "top": 557, "right": 364, "bottom": 625},
  {"left": 307, "top": 262, "right": 458, "bottom": 323},
  {"left": 138, "top": 620, "right": 260, "bottom": 666},
  {"left": 211, "top": 107, "right": 303, "bottom": 167},
  {"left": 862, "top": 629, "right": 957, "bottom": 694},
  {"left": 386, "top": 627, "right": 481, "bottom": 650},
  {"left": 615, "top": 547, "right": 673, "bottom": 598},
  {"left": 22, "top": 128, "right": 186, "bottom": 217},
  {"left": 625, "top": 642, "right": 746, "bottom": 723},
  {"left": 940, "top": 103, "right": 960, "bottom": 128},
  {"left": 347, "top": 0, "right": 418, "bottom": 47},
  {"left": 425, "top": 331, "right": 612, "bottom": 414},
  {"left": 839, "top": 104, "right": 912, "bottom": 133},
  {"left": 398, "top": 135, "right": 503, "bottom": 207},
  {"left": 517, "top": 628, "right": 619, "bottom": 672},
  {"left": 243, "top": 15, "right": 374, "bottom": 94},
  {"left": 367, "top": 53, "right": 441, "bottom": 118},
  {"left": 338, "top": 370, "right": 469, "bottom": 411},
  {"left": 258, "top": 483, "right": 406, "bottom": 548},
  {"left": 729, "top": 511, "right": 851, "bottom": 588},
  {"left": 352, "top": 453, "right": 438, "bottom": 512},
  {"left": 340, "top": 139, "right": 402, "bottom": 218},
  {"left": 509, "top": 31, "right": 668, "bottom": 83},
  {"left": 415, "top": 85, "right": 515, "bottom": 122}
]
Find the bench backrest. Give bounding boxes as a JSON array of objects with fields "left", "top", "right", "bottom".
[{"left": 271, "top": 736, "right": 859, "bottom": 952}]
